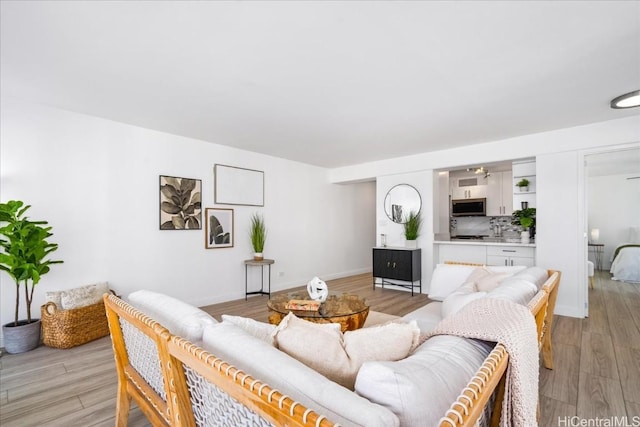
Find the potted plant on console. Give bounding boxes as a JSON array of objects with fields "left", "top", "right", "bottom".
[
  {"left": 0, "top": 200, "right": 63, "bottom": 354},
  {"left": 403, "top": 211, "right": 422, "bottom": 249},
  {"left": 250, "top": 213, "right": 267, "bottom": 261},
  {"left": 515, "top": 178, "right": 530, "bottom": 192}
]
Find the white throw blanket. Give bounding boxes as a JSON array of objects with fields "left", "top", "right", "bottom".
[{"left": 424, "top": 298, "right": 539, "bottom": 427}]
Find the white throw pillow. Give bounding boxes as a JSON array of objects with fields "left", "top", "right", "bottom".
[
  {"left": 202, "top": 322, "right": 400, "bottom": 427},
  {"left": 484, "top": 265, "right": 527, "bottom": 274},
  {"left": 441, "top": 290, "right": 487, "bottom": 318},
  {"left": 486, "top": 278, "right": 538, "bottom": 306},
  {"left": 475, "top": 272, "right": 512, "bottom": 292},
  {"left": 513, "top": 267, "right": 549, "bottom": 289},
  {"left": 273, "top": 313, "right": 420, "bottom": 390},
  {"left": 428, "top": 264, "right": 478, "bottom": 301},
  {"left": 58, "top": 282, "right": 110, "bottom": 309},
  {"left": 355, "top": 335, "right": 493, "bottom": 427},
  {"left": 221, "top": 314, "right": 276, "bottom": 345},
  {"left": 128, "top": 290, "right": 218, "bottom": 343}
]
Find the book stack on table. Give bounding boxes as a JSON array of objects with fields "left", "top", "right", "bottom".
[{"left": 285, "top": 299, "right": 320, "bottom": 311}]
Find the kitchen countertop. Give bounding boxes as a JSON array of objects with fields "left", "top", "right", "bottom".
[{"left": 434, "top": 238, "right": 536, "bottom": 248}]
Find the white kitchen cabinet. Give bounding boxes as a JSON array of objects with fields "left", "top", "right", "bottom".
[
  {"left": 486, "top": 246, "right": 535, "bottom": 267},
  {"left": 451, "top": 176, "right": 487, "bottom": 199},
  {"left": 486, "top": 171, "right": 513, "bottom": 216}
]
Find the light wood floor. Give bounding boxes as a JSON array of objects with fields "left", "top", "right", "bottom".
[{"left": 1, "top": 272, "right": 638, "bottom": 426}]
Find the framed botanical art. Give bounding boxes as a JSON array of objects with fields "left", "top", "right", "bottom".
[
  {"left": 205, "top": 208, "right": 234, "bottom": 249},
  {"left": 159, "top": 175, "right": 202, "bottom": 230}
]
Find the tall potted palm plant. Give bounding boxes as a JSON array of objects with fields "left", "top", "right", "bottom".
[
  {"left": 249, "top": 213, "right": 267, "bottom": 261},
  {"left": 0, "top": 201, "right": 63, "bottom": 353},
  {"left": 403, "top": 211, "right": 422, "bottom": 248}
]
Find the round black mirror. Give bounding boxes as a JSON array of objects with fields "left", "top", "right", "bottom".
[{"left": 384, "top": 184, "right": 422, "bottom": 223}]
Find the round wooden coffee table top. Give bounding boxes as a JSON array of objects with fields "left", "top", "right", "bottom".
[{"left": 267, "top": 292, "right": 369, "bottom": 332}]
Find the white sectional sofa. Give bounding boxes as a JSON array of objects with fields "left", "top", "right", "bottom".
[{"left": 104, "top": 264, "right": 560, "bottom": 427}]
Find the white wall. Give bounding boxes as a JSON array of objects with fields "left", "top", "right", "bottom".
[
  {"left": 334, "top": 116, "right": 640, "bottom": 318},
  {"left": 0, "top": 99, "right": 376, "bottom": 341},
  {"left": 588, "top": 173, "right": 640, "bottom": 269},
  {"left": 536, "top": 151, "right": 585, "bottom": 318},
  {"left": 376, "top": 171, "right": 435, "bottom": 291}
]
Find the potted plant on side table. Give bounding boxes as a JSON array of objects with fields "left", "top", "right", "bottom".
[
  {"left": 250, "top": 213, "right": 267, "bottom": 261},
  {"left": 0, "top": 200, "right": 63, "bottom": 354},
  {"left": 403, "top": 211, "right": 422, "bottom": 249}
]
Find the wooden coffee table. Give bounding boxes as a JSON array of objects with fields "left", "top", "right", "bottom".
[{"left": 267, "top": 292, "right": 369, "bottom": 332}]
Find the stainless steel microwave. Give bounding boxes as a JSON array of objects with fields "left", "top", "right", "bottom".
[{"left": 451, "top": 198, "right": 486, "bottom": 217}]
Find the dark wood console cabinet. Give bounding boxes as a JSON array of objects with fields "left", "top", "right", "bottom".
[{"left": 372, "top": 247, "right": 422, "bottom": 296}]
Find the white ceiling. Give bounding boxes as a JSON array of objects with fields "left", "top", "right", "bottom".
[{"left": 1, "top": 1, "right": 639, "bottom": 168}]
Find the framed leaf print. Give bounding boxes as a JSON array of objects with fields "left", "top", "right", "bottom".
[
  {"left": 205, "top": 208, "right": 234, "bottom": 248},
  {"left": 159, "top": 175, "right": 202, "bottom": 230}
]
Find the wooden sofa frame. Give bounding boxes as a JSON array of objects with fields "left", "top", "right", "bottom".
[
  {"left": 438, "top": 264, "right": 560, "bottom": 426},
  {"left": 103, "top": 267, "right": 560, "bottom": 427}
]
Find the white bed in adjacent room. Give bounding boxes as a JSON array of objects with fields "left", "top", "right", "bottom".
[
  {"left": 610, "top": 227, "right": 640, "bottom": 283},
  {"left": 610, "top": 245, "right": 640, "bottom": 283}
]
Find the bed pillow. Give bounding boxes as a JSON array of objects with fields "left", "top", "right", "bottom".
[
  {"left": 428, "top": 264, "right": 478, "bottom": 301},
  {"left": 273, "top": 313, "right": 420, "bottom": 389}
]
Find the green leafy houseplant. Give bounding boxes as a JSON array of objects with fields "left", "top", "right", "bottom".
[
  {"left": 0, "top": 201, "right": 63, "bottom": 326},
  {"left": 249, "top": 213, "right": 267, "bottom": 260},
  {"left": 512, "top": 208, "right": 536, "bottom": 230},
  {"left": 403, "top": 211, "right": 422, "bottom": 241},
  {"left": 515, "top": 178, "right": 530, "bottom": 189}
]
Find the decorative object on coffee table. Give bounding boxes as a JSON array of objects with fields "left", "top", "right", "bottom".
[
  {"left": 306, "top": 276, "right": 328, "bottom": 302},
  {"left": 267, "top": 292, "right": 369, "bottom": 332},
  {"left": 0, "top": 200, "right": 63, "bottom": 354},
  {"left": 159, "top": 175, "right": 202, "bottom": 230}
]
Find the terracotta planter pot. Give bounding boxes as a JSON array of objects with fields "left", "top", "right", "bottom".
[
  {"left": 2, "top": 319, "right": 41, "bottom": 354},
  {"left": 253, "top": 252, "right": 264, "bottom": 261}
]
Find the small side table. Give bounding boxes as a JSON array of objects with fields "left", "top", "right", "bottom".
[
  {"left": 588, "top": 243, "right": 604, "bottom": 270},
  {"left": 244, "top": 259, "right": 274, "bottom": 300}
]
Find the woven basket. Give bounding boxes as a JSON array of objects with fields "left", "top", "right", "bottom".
[{"left": 41, "top": 292, "right": 114, "bottom": 349}]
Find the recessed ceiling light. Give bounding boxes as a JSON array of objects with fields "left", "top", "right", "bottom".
[{"left": 610, "top": 90, "right": 640, "bottom": 109}]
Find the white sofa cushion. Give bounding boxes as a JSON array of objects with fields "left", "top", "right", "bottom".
[
  {"left": 202, "top": 322, "right": 400, "bottom": 427},
  {"left": 402, "top": 302, "right": 442, "bottom": 333},
  {"left": 475, "top": 271, "right": 512, "bottom": 292},
  {"left": 441, "top": 290, "right": 487, "bottom": 318},
  {"left": 128, "top": 290, "right": 217, "bottom": 344},
  {"left": 486, "top": 278, "right": 538, "bottom": 306},
  {"left": 428, "top": 264, "right": 478, "bottom": 301},
  {"left": 485, "top": 265, "right": 528, "bottom": 274},
  {"left": 273, "top": 313, "right": 420, "bottom": 390},
  {"left": 221, "top": 314, "right": 276, "bottom": 345},
  {"left": 513, "top": 266, "right": 549, "bottom": 289},
  {"left": 355, "top": 335, "right": 494, "bottom": 427}
]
